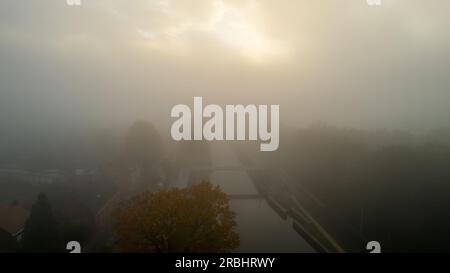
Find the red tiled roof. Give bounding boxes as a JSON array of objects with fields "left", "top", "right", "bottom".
[{"left": 0, "top": 205, "right": 30, "bottom": 235}]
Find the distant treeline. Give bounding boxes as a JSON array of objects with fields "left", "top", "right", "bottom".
[{"left": 248, "top": 124, "right": 450, "bottom": 252}]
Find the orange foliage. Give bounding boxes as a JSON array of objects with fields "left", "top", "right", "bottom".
[{"left": 113, "top": 182, "right": 239, "bottom": 252}]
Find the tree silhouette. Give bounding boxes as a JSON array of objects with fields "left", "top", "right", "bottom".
[
  {"left": 112, "top": 121, "right": 163, "bottom": 190},
  {"left": 21, "top": 193, "right": 61, "bottom": 252},
  {"left": 113, "top": 182, "right": 239, "bottom": 252},
  {"left": 122, "top": 120, "right": 162, "bottom": 168}
]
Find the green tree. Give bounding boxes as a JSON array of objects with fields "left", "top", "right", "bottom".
[
  {"left": 115, "top": 121, "right": 163, "bottom": 190},
  {"left": 21, "top": 193, "right": 61, "bottom": 252},
  {"left": 122, "top": 120, "right": 162, "bottom": 168}
]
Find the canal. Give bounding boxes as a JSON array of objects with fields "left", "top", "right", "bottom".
[{"left": 209, "top": 143, "right": 315, "bottom": 253}]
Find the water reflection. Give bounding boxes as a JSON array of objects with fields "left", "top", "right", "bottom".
[{"left": 209, "top": 143, "right": 315, "bottom": 253}]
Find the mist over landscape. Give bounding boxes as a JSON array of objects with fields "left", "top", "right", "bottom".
[{"left": 1, "top": 0, "right": 450, "bottom": 253}]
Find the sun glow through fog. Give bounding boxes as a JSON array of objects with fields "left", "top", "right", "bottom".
[
  {"left": 207, "top": 1, "right": 286, "bottom": 62},
  {"left": 135, "top": 0, "right": 288, "bottom": 63}
]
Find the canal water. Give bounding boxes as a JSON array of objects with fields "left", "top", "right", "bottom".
[{"left": 209, "top": 143, "right": 315, "bottom": 253}]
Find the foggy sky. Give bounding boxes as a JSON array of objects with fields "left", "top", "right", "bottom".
[{"left": 1, "top": 0, "right": 450, "bottom": 135}]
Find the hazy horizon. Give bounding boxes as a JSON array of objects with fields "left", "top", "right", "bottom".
[{"left": 2, "top": 0, "right": 450, "bottom": 136}]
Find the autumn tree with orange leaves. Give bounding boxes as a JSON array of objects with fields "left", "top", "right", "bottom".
[{"left": 113, "top": 182, "right": 239, "bottom": 252}]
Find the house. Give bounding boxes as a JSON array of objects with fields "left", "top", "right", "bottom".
[{"left": 0, "top": 204, "right": 30, "bottom": 241}]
